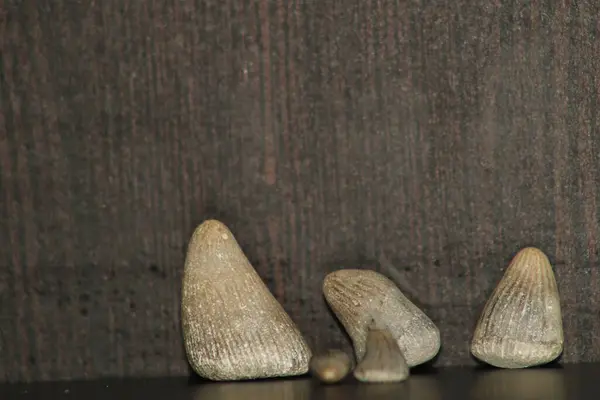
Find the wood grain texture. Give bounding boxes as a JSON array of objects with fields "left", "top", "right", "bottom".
[{"left": 1, "top": 0, "right": 600, "bottom": 382}]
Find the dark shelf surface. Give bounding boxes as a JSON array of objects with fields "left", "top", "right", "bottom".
[{"left": 1, "top": 363, "right": 598, "bottom": 399}]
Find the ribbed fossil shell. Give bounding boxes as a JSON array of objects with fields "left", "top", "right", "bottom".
[
  {"left": 181, "top": 219, "right": 312, "bottom": 380},
  {"left": 470, "top": 247, "right": 563, "bottom": 368},
  {"left": 353, "top": 328, "right": 409, "bottom": 383},
  {"left": 323, "top": 269, "right": 440, "bottom": 367},
  {"left": 309, "top": 350, "right": 352, "bottom": 384}
]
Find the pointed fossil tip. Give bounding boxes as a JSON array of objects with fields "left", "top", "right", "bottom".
[
  {"left": 518, "top": 246, "right": 545, "bottom": 254},
  {"left": 193, "top": 219, "right": 231, "bottom": 236},
  {"left": 504, "top": 247, "right": 554, "bottom": 279},
  {"left": 186, "top": 220, "right": 239, "bottom": 251},
  {"left": 353, "top": 328, "right": 409, "bottom": 383},
  {"left": 513, "top": 246, "right": 550, "bottom": 262}
]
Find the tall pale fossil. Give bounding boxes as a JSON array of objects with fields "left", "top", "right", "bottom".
[
  {"left": 323, "top": 269, "right": 440, "bottom": 367},
  {"left": 471, "top": 247, "right": 563, "bottom": 368},
  {"left": 181, "top": 220, "right": 312, "bottom": 381}
]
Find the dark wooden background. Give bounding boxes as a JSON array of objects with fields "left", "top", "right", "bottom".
[{"left": 2, "top": 0, "right": 600, "bottom": 383}]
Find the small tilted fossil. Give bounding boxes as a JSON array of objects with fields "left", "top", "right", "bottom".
[
  {"left": 353, "top": 326, "right": 410, "bottom": 383},
  {"left": 323, "top": 269, "right": 440, "bottom": 367},
  {"left": 470, "top": 247, "right": 564, "bottom": 369},
  {"left": 309, "top": 350, "right": 353, "bottom": 384},
  {"left": 181, "top": 219, "right": 312, "bottom": 380}
]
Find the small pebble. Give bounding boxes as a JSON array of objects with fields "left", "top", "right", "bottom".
[{"left": 309, "top": 350, "right": 352, "bottom": 384}]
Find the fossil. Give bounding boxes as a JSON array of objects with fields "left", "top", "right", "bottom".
[
  {"left": 353, "top": 327, "right": 409, "bottom": 383},
  {"left": 323, "top": 269, "right": 440, "bottom": 367},
  {"left": 309, "top": 349, "right": 352, "bottom": 384},
  {"left": 181, "top": 219, "right": 312, "bottom": 380},
  {"left": 470, "top": 247, "right": 563, "bottom": 368}
]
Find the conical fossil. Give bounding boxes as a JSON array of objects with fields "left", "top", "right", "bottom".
[
  {"left": 181, "top": 219, "right": 312, "bottom": 381},
  {"left": 471, "top": 247, "right": 563, "bottom": 369},
  {"left": 309, "top": 350, "right": 352, "bottom": 384},
  {"left": 353, "top": 327, "right": 409, "bottom": 383},
  {"left": 323, "top": 269, "right": 440, "bottom": 367}
]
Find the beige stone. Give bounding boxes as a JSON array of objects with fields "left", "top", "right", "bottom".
[
  {"left": 353, "top": 328, "right": 409, "bottom": 383},
  {"left": 323, "top": 269, "right": 440, "bottom": 367},
  {"left": 181, "top": 219, "right": 311, "bottom": 380},
  {"left": 309, "top": 350, "right": 352, "bottom": 384},
  {"left": 471, "top": 247, "right": 563, "bottom": 368}
]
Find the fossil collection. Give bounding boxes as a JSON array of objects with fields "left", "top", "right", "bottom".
[{"left": 181, "top": 219, "right": 564, "bottom": 384}]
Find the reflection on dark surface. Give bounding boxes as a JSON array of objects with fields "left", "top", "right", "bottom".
[
  {"left": 318, "top": 380, "right": 410, "bottom": 400},
  {"left": 406, "top": 374, "right": 442, "bottom": 400},
  {"left": 192, "top": 379, "right": 313, "bottom": 400},
  {"left": 191, "top": 373, "right": 442, "bottom": 400},
  {"left": 190, "top": 368, "right": 568, "bottom": 400},
  {"left": 1, "top": 364, "right": 590, "bottom": 399},
  {"left": 470, "top": 368, "right": 566, "bottom": 400}
]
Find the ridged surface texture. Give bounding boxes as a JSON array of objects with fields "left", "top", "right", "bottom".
[
  {"left": 323, "top": 269, "right": 440, "bottom": 367},
  {"left": 470, "top": 247, "right": 564, "bottom": 368},
  {"left": 181, "top": 220, "right": 312, "bottom": 380},
  {"left": 354, "top": 328, "right": 409, "bottom": 383}
]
